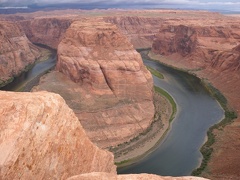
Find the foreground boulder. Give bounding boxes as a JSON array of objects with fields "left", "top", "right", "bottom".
[
  {"left": 68, "top": 172, "right": 208, "bottom": 180},
  {"left": 0, "top": 91, "right": 115, "bottom": 179}
]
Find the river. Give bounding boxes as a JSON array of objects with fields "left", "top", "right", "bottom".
[
  {"left": 0, "top": 48, "right": 224, "bottom": 176},
  {"left": 0, "top": 48, "right": 56, "bottom": 92},
  {"left": 118, "top": 58, "right": 224, "bottom": 176}
]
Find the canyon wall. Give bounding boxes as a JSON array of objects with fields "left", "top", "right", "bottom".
[
  {"left": 104, "top": 16, "right": 162, "bottom": 49},
  {"left": 0, "top": 21, "right": 40, "bottom": 87},
  {"left": 0, "top": 90, "right": 208, "bottom": 179},
  {"left": 151, "top": 18, "right": 240, "bottom": 179},
  {"left": 0, "top": 91, "right": 115, "bottom": 179},
  {"left": 19, "top": 17, "right": 72, "bottom": 49},
  {"left": 33, "top": 20, "right": 155, "bottom": 148},
  {"left": 152, "top": 24, "right": 240, "bottom": 70}
]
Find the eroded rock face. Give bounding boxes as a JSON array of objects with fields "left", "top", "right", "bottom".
[
  {"left": 0, "top": 21, "right": 40, "bottom": 86},
  {"left": 152, "top": 24, "right": 240, "bottom": 71},
  {"left": 19, "top": 17, "right": 72, "bottom": 49},
  {"left": 34, "top": 20, "right": 154, "bottom": 148},
  {"left": 104, "top": 16, "right": 163, "bottom": 49},
  {"left": 0, "top": 91, "right": 115, "bottom": 179},
  {"left": 151, "top": 20, "right": 240, "bottom": 179},
  {"left": 56, "top": 20, "right": 153, "bottom": 100},
  {"left": 67, "top": 172, "right": 209, "bottom": 180}
]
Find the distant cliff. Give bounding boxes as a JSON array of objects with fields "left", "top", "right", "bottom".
[
  {"left": 151, "top": 20, "right": 240, "bottom": 179},
  {"left": 104, "top": 16, "right": 162, "bottom": 49},
  {"left": 152, "top": 24, "right": 240, "bottom": 71},
  {"left": 0, "top": 21, "right": 40, "bottom": 87},
  {"left": 19, "top": 17, "right": 72, "bottom": 49}
]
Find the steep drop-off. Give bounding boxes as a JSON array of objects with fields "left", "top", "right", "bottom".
[
  {"left": 0, "top": 21, "right": 40, "bottom": 87},
  {"left": 151, "top": 21, "right": 240, "bottom": 179},
  {"left": 152, "top": 24, "right": 240, "bottom": 70},
  {"left": 0, "top": 91, "right": 115, "bottom": 179},
  {"left": 19, "top": 17, "right": 72, "bottom": 49},
  {"left": 0, "top": 90, "right": 208, "bottom": 179},
  {"left": 104, "top": 16, "right": 163, "bottom": 49},
  {"left": 33, "top": 20, "right": 155, "bottom": 148}
]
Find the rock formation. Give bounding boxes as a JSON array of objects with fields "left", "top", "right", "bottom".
[
  {"left": 151, "top": 18, "right": 240, "bottom": 179},
  {"left": 68, "top": 172, "right": 208, "bottom": 180},
  {"left": 0, "top": 21, "right": 40, "bottom": 87},
  {"left": 19, "top": 17, "right": 72, "bottom": 49},
  {"left": 0, "top": 91, "right": 115, "bottom": 179},
  {"left": 33, "top": 20, "right": 154, "bottom": 148},
  {"left": 152, "top": 24, "right": 240, "bottom": 70},
  {"left": 104, "top": 16, "right": 163, "bottom": 49},
  {"left": 1, "top": 9, "right": 239, "bottom": 179}
]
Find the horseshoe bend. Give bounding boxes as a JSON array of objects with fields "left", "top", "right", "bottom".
[{"left": 0, "top": 8, "right": 239, "bottom": 180}]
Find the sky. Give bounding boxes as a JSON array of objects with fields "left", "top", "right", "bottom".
[{"left": 0, "top": 0, "right": 239, "bottom": 12}]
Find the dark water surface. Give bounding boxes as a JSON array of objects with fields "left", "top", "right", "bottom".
[
  {"left": 1, "top": 49, "right": 56, "bottom": 91},
  {"left": 118, "top": 59, "right": 224, "bottom": 176}
]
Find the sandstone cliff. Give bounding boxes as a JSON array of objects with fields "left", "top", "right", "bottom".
[
  {"left": 104, "top": 16, "right": 163, "bottom": 49},
  {"left": 19, "top": 17, "right": 72, "bottom": 49},
  {"left": 0, "top": 91, "right": 115, "bottom": 179},
  {"left": 152, "top": 24, "right": 240, "bottom": 70},
  {"left": 151, "top": 19, "right": 240, "bottom": 179},
  {"left": 0, "top": 21, "right": 40, "bottom": 87},
  {"left": 33, "top": 20, "right": 154, "bottom": 148}
]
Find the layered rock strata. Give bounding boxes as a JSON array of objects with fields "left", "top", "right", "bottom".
[
  {"left": 19, "top": 17, "right": 72, "bottom": 49},
  {"left": 152, "top": 24, "right": 240, "bottom": 70},
  {"left": 0, "top": 21, "right": 40, "bottom": 87},
  {"left": 0, "top": 91, "right": 115, "bottom": 179},
  {"left": 104, "top": 16, "right": 163, "bottom": 49},
  {"left": 151, "top": 22, "right": 240, "bottom": 179},
  {"left": 34, "top": 20, "right": 154, "bottom": 148}
]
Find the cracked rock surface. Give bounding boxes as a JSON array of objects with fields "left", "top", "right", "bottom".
[{"left": 33, "top": 20, "right": 154, "bottom": 148}]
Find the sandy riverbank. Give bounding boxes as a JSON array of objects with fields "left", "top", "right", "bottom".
[{"left": 111, "top": 90, "right": 173, "bottom": 165}]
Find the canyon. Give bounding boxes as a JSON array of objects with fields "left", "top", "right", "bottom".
[
  {"left": 0, "top": 91, "right": 207, "bottom": 180},
  {"left": 0, "top": 21, "right": 41, "bottom": 87},
  {"left": 32, "top": 19, "right": 155, "bottom": 148},
  {"left": 150, "top": 14, "right": 240, "bottom": 179},
  {"left": 0, "top": 9, "right": 239, "bottom": 179}
]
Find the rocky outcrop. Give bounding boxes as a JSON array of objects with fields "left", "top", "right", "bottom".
[
  {"left": 34, "top": 20, "right": 154, "bottom": 148},
  {"left": 152, "top": 24, "right": 240, "bottom": 70},
  {"left": 19, "top": 17, "right": 72, "bottom": 49},
  {"left": 0, "top": 21, "right": 40, "bottom": 87},
  {"left": 104, "top": 16, "right": 163, "bottom": 49},
  {"left": 0, "top": 91, "right": 115, "bottom": 179},
  {"left": 68, "top": 172, "right": 208, "bottom": 180}
]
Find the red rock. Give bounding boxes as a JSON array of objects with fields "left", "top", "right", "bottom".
[
  {"left": 150, "top": 18, "right": 240, "bottom": 179},
  {"left": 67, "top": 172, "right": 209, "bottom": 180},
  {"left": 19, "top": 17, "right": 72, "bottom": 49},
  {"left": 0, "top": 21, "right": 40, "bottom": 86},
  {"left": 0, "top": 91, "right": 115, "bottom": 179},
  {"left": 34, "top": 20, "right": 154, "bottom": 148}
]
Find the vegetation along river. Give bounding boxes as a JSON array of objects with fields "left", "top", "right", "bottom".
[
  {"left": 1, "top": 46, "right": 224, "bottom": 176},
  {"left": 118, "top": 57, "right": 224, "bottom": 176}
]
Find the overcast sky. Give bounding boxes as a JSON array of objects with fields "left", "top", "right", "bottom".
[{"left": 0, "top": 0, "right": 239, "bottom": 11}]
